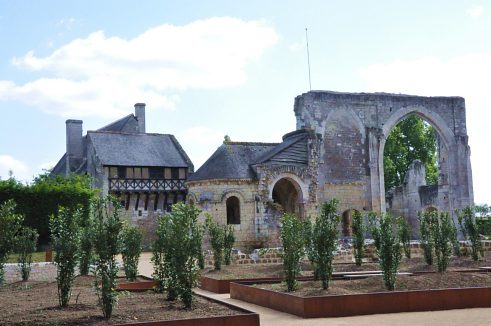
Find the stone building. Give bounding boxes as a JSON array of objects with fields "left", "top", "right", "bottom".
[
  {"left": 187, "top": 91, "right": 474, "bottom": 248},
  {"left": 52, "top": 103, "right": 193, "bottom": 241}
]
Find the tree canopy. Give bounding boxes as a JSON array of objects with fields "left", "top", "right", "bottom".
[{"left": 384, "top": 115, "right": 438, "bottom": 191}]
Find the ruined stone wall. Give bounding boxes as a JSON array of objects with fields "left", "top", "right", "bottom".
[{"left": 294, "top": 91, "right": 473, "bottom": 229}]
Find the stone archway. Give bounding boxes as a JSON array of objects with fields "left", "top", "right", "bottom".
[{"left": 271, "top": 177, "right": 304, "bottom": 217}]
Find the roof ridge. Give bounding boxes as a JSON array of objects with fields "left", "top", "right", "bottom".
[
  {"left": 224, "top": 141, "right": 280, "bottom": 146},
  {"left": 88, "top": 130, "right": 171, "bottom": 136},
  {"left": 97, "top": 113, "right": 135, "bottom": 131}
]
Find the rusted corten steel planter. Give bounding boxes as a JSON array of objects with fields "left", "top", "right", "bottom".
[
  {"left": 199, "top": 270, "right": 384, "bottom": 294},
  {"left": 117, "top": 275, "right": 158, "bottom": 291},
  {"left": 230, "top": 282, "right": 491, "bottom": 318},
  {"left": 113, "top": 293, "right": 259, "bottom": 326}
]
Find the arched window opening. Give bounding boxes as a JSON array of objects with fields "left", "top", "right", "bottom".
[
  {"left": 272, "top": 178, "right": 301, "bottom": 216},
  {"left": 226, "top": 196, "right": 240, "bottom": 224}
]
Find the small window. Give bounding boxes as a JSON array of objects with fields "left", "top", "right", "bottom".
[
  {"left": 149, "top": 167, "right": 165, "bottom": 179},
  {"left": 109, "top": 167, "right": 118, "bottom": 178},
  {"left": 164, "top": 168, "right": 171, "bottom": 179},
  {"left": 171, "top": 168, "right": 179, "bottom": 179},
  {"left": 126, "top": 167, "right": 134, "bottom": 178},
  {"left": 134, "top": 168, "right": 142, "bottom": 179},
  {"left": 179, "top": 168, "right": 186, "bottom": 180},
  {"left": 142, "top": 168, "right": 149, "bottom": 179},
  {"left": 226, "top": 196, "right": 240, "bottom": 224},
  {"left": 117, "top": 166, "right": 126, "bottom": 178}
]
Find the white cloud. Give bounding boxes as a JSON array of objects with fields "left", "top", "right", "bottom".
[
  {"left": 178, "top": 127, "right": 225, "bottom": 169},
  {"left": 359, "top": 53, "right": 491, "bottom": 204},
  {"left": 0, "top": 17, "right": 279, "bottom": 118},
  {"left": 0, "top": 155, "right": 31, "bottom": 181},
  {"left": 467, "top": 5, "right": 485, "bottom": 17}
]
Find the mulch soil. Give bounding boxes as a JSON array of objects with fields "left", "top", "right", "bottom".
[
  {"left": 202, "top": 252, "right": 491, "bottom": 279},
  {"left": 256, "top": 272, "right": 491, "bottom": 297},
  {"left": 0, "top": 276, "right": 243, "bottom": 325}
]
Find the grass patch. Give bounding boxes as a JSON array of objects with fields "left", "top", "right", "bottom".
[{"left": 7, "top": 252, "right": 47, "bottom": 263}]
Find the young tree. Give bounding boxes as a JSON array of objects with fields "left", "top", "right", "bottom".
[
  {"left": 91, "top": 197, "right": 123, "bottom": 319},
  {"left": 377, "top": 213, "right": 402, "bottom": 291},
  {"left": 457, "top": 206, "right": 483, "bottom": 261},
  {"left": 0, "top": 200, "right": 23, "bottom": 285},
  {"left": 78, "top": 222, "right": 93, "bottom": 276},
  {"left": 50, "top": 206, "right": 81, "bottom": 307},
  {"left": 418, "top": 211, "right": 435, "bottom": 265},
  {"left": 303, "top": 218, "right": 318, "bottom": 279},
  {"left": 313, "top": 199, "right": 340, "bottom": 290},
  {"left": 432, "top": 212, "right": 453, "bottom": 272},
  {"left": 206, "top": 215, "right": 225, "bottom": 271},
  {"left": 351, "top": 210, "right": 365, "bottom": 266},
  {"left": 281, "top": 213, "right": 304, "bottom": 291},
  {"left": 450, "top": 217, "right": 461, "bottom": 257},
  {"left": 398, "top": 216, "right": 411, "bottom": 259},
  {"left": 15, "top": 226, "right": 39, "bottom": 281},
  {"left": 156, "top": 203, "right": 203, "bottom": 308},
  {"left": 121, "top": 223, "right": 143, "bottom": 281},
  {"left": 384, "top": 115, "right": 438, "bottom": 190},
  {"left": 223, "top": 225, "right": 235, "bottom": 265}
]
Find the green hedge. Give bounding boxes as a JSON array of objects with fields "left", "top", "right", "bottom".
[{"left": 0, "top": 173, "right": 96, "bottom": 247}]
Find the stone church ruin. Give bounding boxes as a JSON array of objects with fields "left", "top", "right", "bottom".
[{"left": 188, "top": 91, "right": 473, "bottom": 248}]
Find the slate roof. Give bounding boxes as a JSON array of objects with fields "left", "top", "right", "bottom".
[
  {"left": 88, "top": 131, "right": 191, "bottom": 167},
  {"left": 51, "top": 153, "right": 67, "bottom": 175},
  {"left": 97, "top": 114, "right": 136, "bottom": 132},
  {"left": 188, "top": 142, "right": 278, "bottom": 181},
  {"left": 254, "top": 129, "right": 309, "bottom": 165}
]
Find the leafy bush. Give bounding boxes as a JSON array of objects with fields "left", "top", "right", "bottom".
[
  {"left": 303, "top": 218, "right": 318, "bottom": 279},
  {"left": 377, "top": 213, "right": 402, "bottom": 291},
  {"left": 457, "top": 206, "right": 483, "bottom": 261},
  {"left": 398, "top": 216, "right": 411, "bottom": 259},
  {"left": 79, "top": 222, "right": 93, "bottom": 276},
  {"left": 351, "top": 210, "right": 365, "bottom": 266},
  {"left": 280, "top": 213, "right": 304, "bottom": 291},
  {"left": 0, "top": 200, "right": 23, "bottom": 285},
  {"left": 155, "top": 203, "right": 203, "bottom": 308},
  {"left": 15, "top": 226, "right": 39, "bottom": 281},
  {"left": 205, "top": 215, "right": 225, "bottom": 271},
  {"left": 121, "top": 223, "right": 143, "bottom": 281},
  {"left": 418, "top": 211, "right": 435, "bottom": 265},
  {"left": 50, "top": 206, "right": 81, "bottom": 307},
  {"left": 0, "top": 174, "right": 94, "bottom": 246},
  {"left": 367, "top": 212, "right": 381, "bottom": 250},
  {"left": 223, "top": 225, "right": 235, "bottom": 265},
  {"left": 450, "top": 217, "right": 461, "bottom": 257},
  {"left": 431, "top": 212, "right": 453, "bottom": 272},
  {"left": 91, "top": 196, "right": 123, "bottom": 319},
  {"left": 313, "top": 199, "right": 340, "bottom": 290}
]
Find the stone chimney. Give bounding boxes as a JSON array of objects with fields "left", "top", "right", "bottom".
[
  {"left": 134, "top": 103, "right": 146, "bottom": 133},
  {"left": 65, "top": 119, "right": 83, "bottom": 174}
]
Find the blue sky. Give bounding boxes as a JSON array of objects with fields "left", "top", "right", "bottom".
[{"left": 0, "top": 0, "right": 490, "bottom": 204}]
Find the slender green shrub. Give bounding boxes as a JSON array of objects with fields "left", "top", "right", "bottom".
[
  {"left": 16, "top": 226, "right": 39, "bottom": 281},
  {"left": 303, "top": 218, "right": 318, "bottom": 279},
  {"left": 0, "top": 200, "right": 23, "bottom": 285},
  {"left": 121, "top": 223, "right": 143, "bottom": 281},
  {"left": 91, "top": 197, "right": 123, "bottom": 319},
  {"left": 351, "top": 210, "right": 365, "bottom": 266},
  {"left": 313, "top": 199, "right": 340, "bottom": 290},
  {"left": 223, "top": 225, "right": 235, "bottom": 265},
  {"left": 450, "top": 217, "right": 461, "bottom": 257},
  {"left": 418, "top": 211, "right": 435, "bottom": 265},
  {"left": 151, "top": 231, "right": 167, "bottom": 293},
  {"left": 457, "top": 206, "right": 483, "bottom": 261},
  {"left": 79, "top": 223, "right": 93, "bottom": 276},
  {"left": 432, "top": 212, "right": 453, "bottom": 272},
  {"left": 154, "top": 214, "right": 178, "bottom": 300},
  {"left": 50, "top": 206, "right": 81, "bottom": 307},
  {"left": 280, "top": 213, "right": 304, "bottom": 292},
  {"left": 206, "top": 215, "right": 225, "bottom": 271},
  {"left": 377, "top": 213, "right": 402, "bottom": 291},
  {"left": 156, "top": 203, "right": 203, "bottom": 308},
  {"left": 367, "top": 212, "right": 381, "bottom": 250},
  {"left": 398, "top": 216, "right": 411, "bottom": 259}
]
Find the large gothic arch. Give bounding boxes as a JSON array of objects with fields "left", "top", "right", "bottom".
[{"left": 294, "top": 91, "right": 473, "bottom": 229}]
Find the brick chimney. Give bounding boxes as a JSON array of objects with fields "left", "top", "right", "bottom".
[
  {"left": 134, "top": 103, "right": 146, "bottom": 133},
  {"left": 65, "top": 119, "right": 83, "bottom": 174}
]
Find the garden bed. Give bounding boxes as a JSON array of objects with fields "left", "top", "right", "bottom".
[
  {"left": 0, "top": 276, "right": 259, "bottom": 325},
  {"left": 230, "top": 272, "right": 491, "bottom": 318},
  {"left": 199, "top": 254, "right": 490, "bottom": 293}
]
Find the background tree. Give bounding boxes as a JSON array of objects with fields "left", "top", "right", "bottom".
[
  {"left": 121, "top": 223, "right": 143, "bottom": 281},
  {"left": 281, "top": 213, "right": 304, "bottom": 292},
  {"left": 377, "top": 213, "right": 402, "bottom": 291},
  {"left": 0, "top": 200, "right": 23, "bottom": 285},
  {"left": 15, "top": 226, "right": 38, "bottom": 281},
  {"left": 384, "top": 115, "right": 438, "bottom": 190}
]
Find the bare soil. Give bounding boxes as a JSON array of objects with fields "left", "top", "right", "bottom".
[
  {"left": 257, "top": 272, "right": 491, "bottom": 297},
  {"left": 0, "top": 276, "right": 244, "bottom": 325}
]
